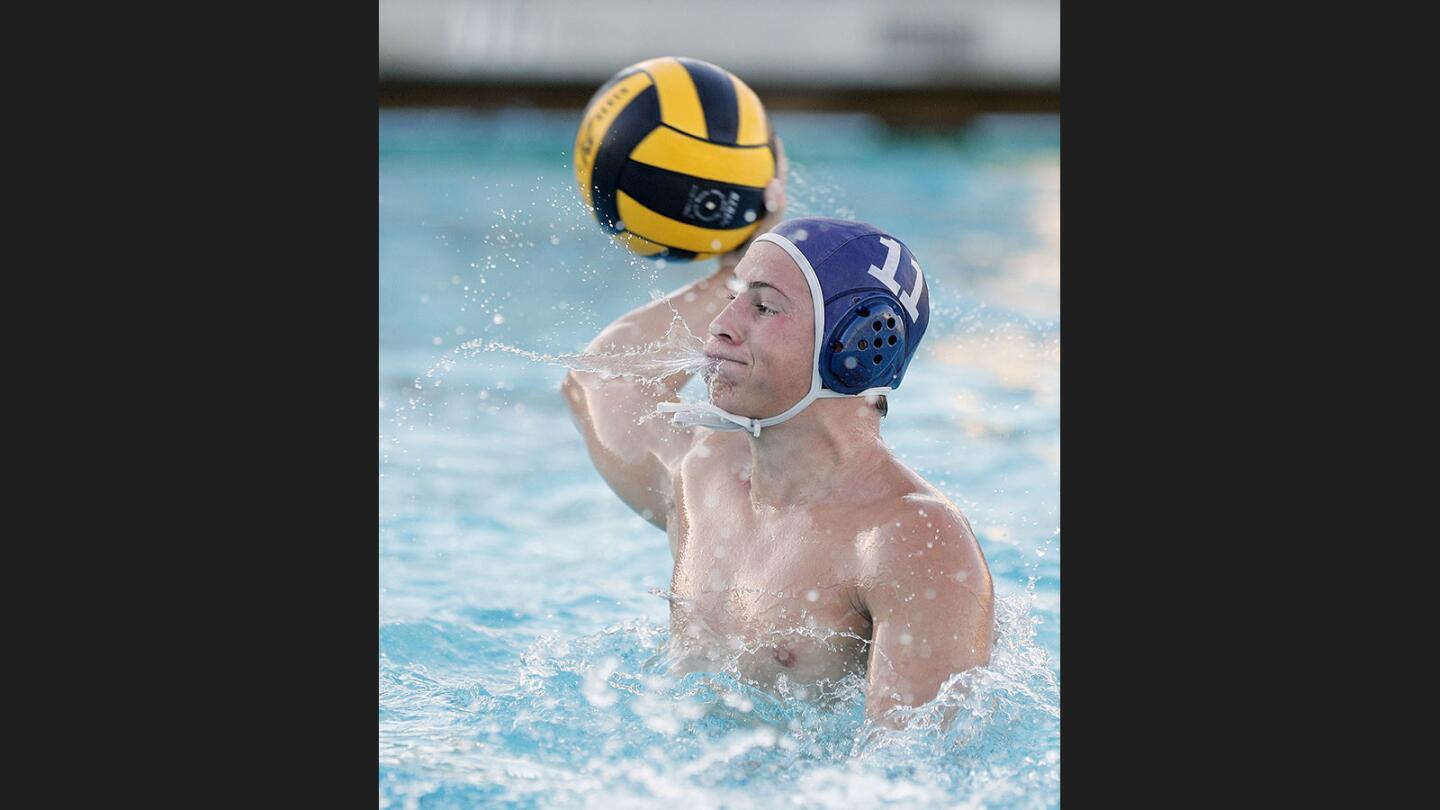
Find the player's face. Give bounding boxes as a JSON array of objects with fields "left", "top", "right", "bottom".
[{"left": 703, "top": 241, "right": 814, "bottom": 418}]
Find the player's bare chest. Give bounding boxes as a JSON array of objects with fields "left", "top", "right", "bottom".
[{"left": 667, "top": 471, "right": 870, "bottom": 674}]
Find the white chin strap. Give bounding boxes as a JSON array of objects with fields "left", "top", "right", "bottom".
[{"left": 656, "top": 232, "right": 894, "bottom": 438}]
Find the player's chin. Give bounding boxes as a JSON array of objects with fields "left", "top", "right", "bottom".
[
  {"left": 706, "top": 380, "right": 732, "bottom": 405},
  {"left": 706, "top": 380, "right": 744, "bottom": 411}
]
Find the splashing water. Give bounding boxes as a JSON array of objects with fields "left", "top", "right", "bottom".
[
  {"left": 783, "top": 158, "right": 857, "bottom": 222},
  {"left": 379, "top": 593, "right": 1057, "bottom": 809},
  {"left": 421, "top": 314, "right": 716, "bottom": 389},
  {"left": 480, "top": 320, "right": 714, "bottom": 383}
]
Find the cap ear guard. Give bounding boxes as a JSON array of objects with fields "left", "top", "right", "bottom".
[{"left": 822, "top": 294, "right": 908, "bottom": 395}]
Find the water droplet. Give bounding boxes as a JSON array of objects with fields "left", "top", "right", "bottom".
[
  {"left": 793, "top": 228, "right": 809, "bottom": 241},
  {"left": 582, "top": 657, "right": 620, "bottom": 708},
  {"left": 844, "top": 356, "right": 858, "bottom": 369},
  {"left": 743, "top": 209, "right": 757, "bottom": 222},
  {"left": 711, "top": 240, "right": 722, "bottom": 250},
  {"left": 805, "top": 589, "right": 819, "bottom": 602},
  {"left": 492, "top": 313, "right": 505, "bottom": 325}
]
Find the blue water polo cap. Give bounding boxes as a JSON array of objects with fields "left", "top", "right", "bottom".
[
  {"left": 766, "top": 217, "right": 930, "bottom": 395},
  {"left": 658, "top": 217, "right": 931, "bottom": 437}
]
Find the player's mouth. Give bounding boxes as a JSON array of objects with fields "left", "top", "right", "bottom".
[
  {"left": 704, "top": 349, "right": 747, "bottom": 366},
  {"left": 703, "top": 351, "right": 748, "bottom": 379}
]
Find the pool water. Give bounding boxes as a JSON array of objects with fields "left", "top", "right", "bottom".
[{"left": 379, "top": 108, "right": 1060, "bottom": 809}]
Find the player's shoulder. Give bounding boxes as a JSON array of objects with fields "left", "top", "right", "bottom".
[
  {"left": 864, "top": 488, "right": 986, "bottom": 571},
  {"left": 855, "top": 487, "right": 993, "bottom": 614}
]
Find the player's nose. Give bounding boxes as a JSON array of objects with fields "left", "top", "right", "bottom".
[{"left": 708, "top": 300, "right": 742, "bottom": 344}]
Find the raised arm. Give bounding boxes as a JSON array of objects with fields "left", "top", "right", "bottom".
[
  {"left": 560, "top": 263, "right": 737, "bottom": 529},
  {"left": 562, "top": 140, "right": 787, "bottom": 532},
  {"left": 859, "top": 498, "right": 995, "bottom": 727}
]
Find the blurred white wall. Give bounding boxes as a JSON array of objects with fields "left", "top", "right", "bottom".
[{"left": 379, "top": 0, "right": 1059, "bottom": 88}]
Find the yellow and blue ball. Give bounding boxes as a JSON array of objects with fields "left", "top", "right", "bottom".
[{"left": 573, "top": 56, "right": 776, "bottom": 261}]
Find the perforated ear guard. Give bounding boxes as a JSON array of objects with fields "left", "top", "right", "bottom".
[{"left": 822, "top": 294, "right": 908, "bottom": 394}]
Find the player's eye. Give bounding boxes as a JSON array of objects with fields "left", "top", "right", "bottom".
[{"left": 724, "top": 291, "right": 774, "bottom": 315}]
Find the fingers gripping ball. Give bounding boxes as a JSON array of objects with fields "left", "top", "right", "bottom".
[{"left": 573, "top": 56, "right": 777, "bottom": 262}]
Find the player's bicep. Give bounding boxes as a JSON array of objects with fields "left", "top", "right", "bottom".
[
  {"left": 861, "top": 506, "right": 994, "bottom": 724},
  {"left": 864, "top": 577, "right": 993, "bottom": 723},
  {"left": 562, "top": 369, "right": 695, "bottom": 528}
]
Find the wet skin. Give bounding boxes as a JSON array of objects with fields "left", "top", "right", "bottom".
[
  {"left": 562, "top": 173, "right": 993, "bottom": 723},
  {"left": 665, "top": 428, "right": 987, "bottom": 699},
  {"left": 665, "top": 428, "right": 877, "bottom": 687}
]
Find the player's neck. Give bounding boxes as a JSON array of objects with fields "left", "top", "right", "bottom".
[{"left": 745, "top": 400, "right": 886, "bottom": 508}]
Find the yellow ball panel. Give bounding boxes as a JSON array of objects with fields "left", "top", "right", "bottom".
[
  {"left": 629, "top": 128, "right": 774, "bottom": 189},
  {"left": 630, "top": 57, "right": 708, "bottom": 139},
  {"left": 730, "top": 74, "right": 770, "bottom": 147},
  {"left": 616, "top": 190, "right": 757, "bottom": 255},
  {"left": 611, "top": 231, "right": 668, "bottom": 256}
]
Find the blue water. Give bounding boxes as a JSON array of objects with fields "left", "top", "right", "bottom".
[{"left": 379, "top": 108, "right": 1060, "bottom": 809}]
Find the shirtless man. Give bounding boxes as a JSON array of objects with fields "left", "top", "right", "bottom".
[{"left": 561, "top": 166, "right": 993, "bottom": 725}]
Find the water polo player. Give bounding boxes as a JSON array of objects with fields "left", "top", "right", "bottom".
[{"left": 562, "top": 210, "right": 995, "bottom": 726}]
